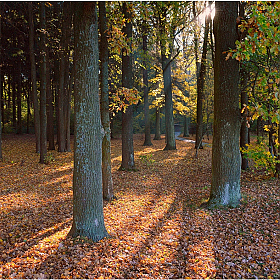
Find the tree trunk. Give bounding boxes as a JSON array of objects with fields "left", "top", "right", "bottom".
[
  {"left": 28, "top": 2, "right": 40, "bottom": 152},
  {"left": 183, "top": 115, "right": 190, "bottom": 137},
  {"left": 68, "top": 2, "right": 108, "bottom": 242},
  {"left": 240, "top": 64, "right": 249, "bottom": 170},
  {"left": 195, "top": 14, "right": 210, "bottom": 149},
  {"left": 46, "top": 48, "right": 55, "bottom": 150},
  {"left": 99, "top": 1, "right": 114, "bottom": 201},
  {"left": 207, "top": 1, "right": 241, "bottom": 208},
  {"left": 39, "top": 2, "right": 48, "bottom": 164},
  {"left": 58, "top": 2, "right": 72, "bottom": 152},
  {"left": 239, "top": 2, "right": 248, "bottom": 171},
  {"left": 159, "top": 6, "right": 176, "bottom": 150},
  {"left": 12, "top": 75, "right": 16, "bottom": 130},
  {"left": 120, "top": 2, "right": 136, "bottom": 171},
  {"left": 26, "top": 82, "right": 30, "bottom": 134},
  {"left": 142, "top": 21, "right": 152, "bottom": 146},
  {"left": 17, "top": 62, "right": 22, "bottom": 134}
]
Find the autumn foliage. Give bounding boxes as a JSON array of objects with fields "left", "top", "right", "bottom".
[{"left": 0, "top": 134, "right": 279, "bottom": 278}]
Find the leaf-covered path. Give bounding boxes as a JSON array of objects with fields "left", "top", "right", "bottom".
[{"left": 0, "top": 134, "right": 279, "bottom": 279}]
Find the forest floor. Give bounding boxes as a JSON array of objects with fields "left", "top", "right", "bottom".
[{"left": 0, "top": 133, "right": 279, "bottom": 279}]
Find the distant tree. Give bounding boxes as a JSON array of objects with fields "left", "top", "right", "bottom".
[
  {"left": 99, "top": 1, "right": 114, "bottom": 201},
  {"left": 57, "top": 2, "right": 72, "bottom": 152},
  {"left": 195, "top": 13, "right": 210, "bottom": 150},
  {"left": 206, "top": 1, "right": 241, "bottom": 208},
  {"left": 142, "top": 17, "right": 152, "bottom": 146},
  {"left": 68, "top": 2, "right": 108, "bottom": 241},
  {"left": 39, "top": 2, "right": 48, "bottom": 164},
  {"left": 158, "top": 3, "right": 176, "bottom": 150},
  {"left": 120, "top": 2, "right": 136, "bottom": 171}
]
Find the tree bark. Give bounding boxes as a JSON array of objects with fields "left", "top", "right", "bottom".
[
  {"left": 142, "top": 21, "right": 152, "bottom": 146},
  {"left": 120, "top": 2, "right": 136, "bottom": 171},
  {"left": 195, "top": 14, "right": 210, "bottom": 149},
  {"left": 68, "top": 2, "right": 108, "bottom": 242},
  {"left": 207, "top": 1, "right": 241, "bottom": 208},
  {"left": 46, "top": 48, "right": 55, "bottom": 150},
  {"left": 39, "top": 2, "right": 48, "bottom": 164},
  {"left": 183, "top": 115, "right": 190, "bottom": 137},
  {"left": 154, "top": 107, "right": 161, "bottom": 140},
  {"left": 99, "top": 1, "right": 114, "bottom": 201},
  {"left": 159, "top": 6, "right": 176, "bottom": 150},
  {"left": 28, "top": 2, "right": 40, "bottom": 153},
  {"left": 16, "top": 62, "right": 22, "bottom": 134},
  {"left": 58, "top": 2, "right": 72, "bottom": 152}
]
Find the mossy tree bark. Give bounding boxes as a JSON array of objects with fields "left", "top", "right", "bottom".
[
  {"left": 68, "top": 2, "right": 108, "bottom": 242},
  {"left": 207, "top": 1, "right": 241, "bottom": 208},
  {"left": 99, "top": 1, "right": 114, "bottom": 201},
  {"left": 120, "top": 2, "right": 136, "bottom": 171}
]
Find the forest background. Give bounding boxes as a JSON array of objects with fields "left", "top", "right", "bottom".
[{"left": 0, "top": 1, "right": 279, "bottom": 279}]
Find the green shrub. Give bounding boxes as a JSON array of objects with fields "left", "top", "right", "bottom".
[{"left": 241, "top": 142, "right": 279, "bottom": 175}]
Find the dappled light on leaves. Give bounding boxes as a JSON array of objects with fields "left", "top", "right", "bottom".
[{"left": 0, "top": 134, "right": 279, "bottom": 278}]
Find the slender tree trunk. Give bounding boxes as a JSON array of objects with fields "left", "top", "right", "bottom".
[
  {"left": 17, "top": 62, "right": 22, "bottom": 134},
  {"left": 195, "top": 14, "right": 210, "bottom": 149},
  {"left": 183, "top": 115, "right": 190, "bottom": 137},
  {"left": 58, "top": 2, "right": 72, "bottom": 152},
  {"left": 159, "top": 6, "right": 176, "bottom": 150},
  {"left": 26, "top": 82, "right": 30, "bottom": 134},
  {"left": 39, "top": 2, "right": 48, "bottom": 164},
  {"left": 120, "top": 2, "right": 136, "bottom": 171},
  {"left": 46, "top": 48, "right": 55, "bottom": 150},
  {"left": 63, "top": 4, "right": 72, "bottom": 152},
  {"left": 240, "top": 65, "right": 249, "bottom": 170},
  {"left": 12, "top": 75, "right": 16, "bottom": 130},
  {"left": 142, "top": 21, "right": 152, "bottom": 146},
  {"left": 193, "top": 2, "right": 200, "bottom": 79},
  {"left": 28, "top": 2, "right": 40, "bottom": 152},
  {"left": 206, "top": 1, "right": 241, "bottom": 208},
  {"left": 154, "top": 107, "right": 161, "bottom": 140},
  {"left": 99, "top": 1, "right": 114, "bottom": 201},
  {"left": 65, "top": 71, "right": 72, "bottom": 152},
  {"left": 239, "top": 2, "right": 248, "bottom": 170},
  {"left": 68, "top": 2, "right": 108, "bottom": 242}
]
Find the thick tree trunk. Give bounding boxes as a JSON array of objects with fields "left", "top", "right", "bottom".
[
  {"left": 207, "top": 1, "right": 241, "bottom": 208},
  {"left": 28, "top": 2, "right": 40, "bottom": 153},
  {"left": 159, "top": 6, "right": 176, "bottom": 150},
  {"left": 68, "top": 2, "right": 108, "bottom": 242},
  {"left": 39, "top": 2, "right": 48, "bottom": 164},
  {"left": 142, "top": 21, "right": 152, "bottom": 146},
  {"left": 195, "top": 15, "right": 210, "bottom": 149},
  {"left": 120, "top": 2, "right": 136, "bottom": 171},
  {"left": 99, "top": 1, "right": 114, "bottom": 201}
]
